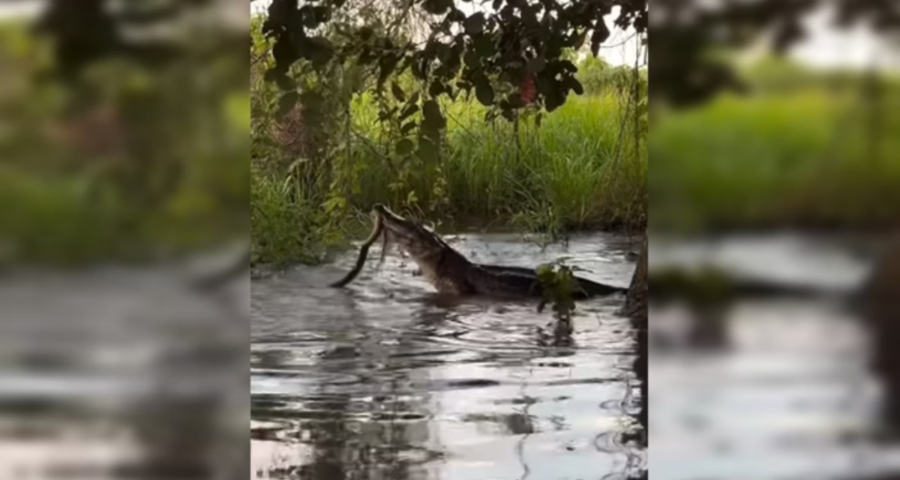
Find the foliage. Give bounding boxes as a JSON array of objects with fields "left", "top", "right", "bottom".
[
  {"left": 250, "top": 10, "right": 648, "bottom": 265},
  {"left": 0, "top": 20, "right": 248, "bottom": 265},
  {"left": 535, "top": 259, "right": 580, "bottom": 343},
  {"left": 651, "top": 65, "right": 900, "bottom": 231},
  {"left": 651, "top": 0, "right": 900, "bottom": 107},
  {"left": 261, "top": 0, "right": 647, "bottom": 161},
  {"left": 35, "top": 0, "right": 223, "bottom": 78},
  {"left": 251, "top": 90, "right": 648, "bottom": 262},
  {"left": 577, "top": 56, "right": 647, "bottom": 96}
]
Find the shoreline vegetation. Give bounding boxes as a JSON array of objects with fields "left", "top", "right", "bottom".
[
  {"left": 652, "top": 57, "right": 900, "bottom": 234},
  {"left": 0, "top": 21, "right": 248, "bottom": 267},
  {"left": 250, "top": 15, "right": 649, "bottom": 267},
  {"left": 3, "top": 17, "right": 896, "bottom": 267},
  {"left": 251, "top": 92, "right": 649, "bottom": 267}
]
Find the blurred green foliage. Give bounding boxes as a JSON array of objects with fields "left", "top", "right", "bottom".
[
  {"left": 0, "top": 20, "right": 248, "bottom": 265},
  {"left": 651, "top": 57, "right": 900, "bottom": 232}
]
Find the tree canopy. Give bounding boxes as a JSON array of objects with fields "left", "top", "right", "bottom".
[
  {"left": 258, "top": 0, "right": 647, "bottom": 156},
  {"left": 652, "top": 0, "right": 900, "bottom": 106}
]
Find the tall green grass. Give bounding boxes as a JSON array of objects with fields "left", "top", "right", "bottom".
[
  {"left": 250, "top": 92, "right": 648, "bottom": 264},
  {"left": 350, "top": 93, "right": 646, "bottom": 228},
  {"left": 651, "top": 88, "right": 900, "bottom": 231}
]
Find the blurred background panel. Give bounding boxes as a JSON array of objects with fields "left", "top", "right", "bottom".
[
  {"left": 0, "top": 0, "right": 249, "bottom": 479},
  {"left": 649, "top": 1, "right": 900, "bottom": 480}
]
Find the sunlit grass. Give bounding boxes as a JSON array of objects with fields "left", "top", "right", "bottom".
[
  {"left": 353, "top": 94, "right": 644, "bottom": 228},
  {"left": 651, "top": 88, "right": 900, "bottom": 230}
]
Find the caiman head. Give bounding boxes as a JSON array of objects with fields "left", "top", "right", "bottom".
[
  {"left": 372, "top": 203, "right": 471, "bottom": 293},
  {"left": 372, "top": 203, "right": 447, "bottom": 260}
]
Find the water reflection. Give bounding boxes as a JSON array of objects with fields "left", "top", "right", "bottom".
[
  {"left": 651, "top": 234, "right": 900, "bottom": 480},
  {"left": 0, "top": 258, "right": 249, "bottom": 479},
  {"left": 251, "top": 232, "right": 645, "bottom": 480}
]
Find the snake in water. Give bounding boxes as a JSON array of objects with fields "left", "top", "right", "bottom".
[{"left": 329, "top": 212, "right": 384, "bottom": 288}]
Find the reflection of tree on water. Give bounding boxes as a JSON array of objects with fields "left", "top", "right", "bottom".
[
  {"left": 625, "top": 238, "right": 647, "bottom": 480},
  {"left": 857, "top": 240, "right": 900, "bottom": 439},
  {"left": 257, "top": 304, "right": 440, "bottom": 480},
  {"left": 127, "top": 293, "right": 248, "bottom": 480}
]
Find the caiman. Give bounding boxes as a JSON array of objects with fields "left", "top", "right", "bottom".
[{"left": 331, "top": 204, "right": 627, "bottom": 299}]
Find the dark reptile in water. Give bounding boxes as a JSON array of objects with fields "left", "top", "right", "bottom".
[{"left": 331, "top": 204, "right": 627, "bottom": 299}]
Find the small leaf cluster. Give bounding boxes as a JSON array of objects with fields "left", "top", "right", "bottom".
[{"left": 535, "top": 258, "right": 585, "bottom": 338}]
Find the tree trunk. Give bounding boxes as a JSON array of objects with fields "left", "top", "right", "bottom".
[
  {"left": 622, "top": 234, "right": 648, "bottom": 451},
  {"left": 623, "top": 235, "right": 648, "bottom": 320}
]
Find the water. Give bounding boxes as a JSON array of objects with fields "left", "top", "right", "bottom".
[
  {"left": 250, "top": 232, "right": 646, "bottom": 480},
  {"left": 6, "top": 232, "right": 898, "bottom": 479},
  {"left": 650, "top": 233, "right": 900, "bottom": 480},
  {"left": 0, "top": 258, "right": 249, "bottom": 479}
]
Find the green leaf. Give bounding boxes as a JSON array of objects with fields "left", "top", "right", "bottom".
[
  {"left": 305, "top": 36, "right": 334, "bottom": 66},
  {"left": 559, "top": 60, "right": 577, "bottom": 73},
  {"left": 276, "top": 91, "right": 299, "bottom": 117},
  {"left": 417, "top": 137, "right": 439, "bottom": 162},
  {"left": 435, "top": 42, "right": 452, "bottom": 62},
  {"left": 271, "top": 35, "right": 297, "bottom": 66},
  {"left": 536, "top": 74, "right": 563, "bottom": 111},
  {"left": 378, "top": 55, "right": 400, "bottom": 85},
  {"left": 475, "top": 78, "right": 494, "bottom": 106},
  {"left": 545, "top": 93, "right": 563, "bottom": 112},
  {"left": 528, "top": 57, "right": 546, "bottom": 73},
  {"left": 542, "top": 79, "right": 564, "bottom": 112},
  {"left": 377, "top": 106, "right": 399, "bottom": 122},
  {"left": 474, "top": 35, "right": 495, "bottom": 57},
  {"left": 312, "top": 6, "right": 331, "bottom": 23},
  {"left": 505, "top": 92, "right": 525, "bottom": 109},
  {"left": 572, "top": 30, "right": 587, "bottom": 49},
  {"left": 464, "top": 13, "right": 485, "bottom": 35},
  {"left": 464, "top": 49, "right": 480, "bottom": 69},
  {"left": 396, "top": 138, "right": 415, "bottom": 156},
  {"left": 429, "top": 80, "right": 444, "bottom": 98},
  {"left": 565, "top": 76, "right": 584, "bottom": 95},
  {"left": 422, "top": 100, "right": 445, "bottom": 130},
  {"left": 399, "top": 103, "right": 419, "bottom": 122},
  {"left": 391, "top": 82, "right": 406, "bottom": 102},
  {"left": 399, "top": 103, "right": 418, "bottom": 121},
  {"left": 401, "top": 121, "right": 417, "bottom": 134},
  {"left": 300, "top": 91, "right": 324, "bottom": 110}
]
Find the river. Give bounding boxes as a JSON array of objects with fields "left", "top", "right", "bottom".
[{"left": 251, "top": 232, "right": 645, "bottom": 480}]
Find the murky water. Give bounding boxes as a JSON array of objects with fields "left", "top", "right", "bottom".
[
  {"left": 250, "top": 232, "right": 645, "bottom": 480},
  {"left": 7, "top": 233, "right": 898, "bottom": 480},
  {"left": 0, "top": 256, "right": 249, "bottom": 479},
  {"left": 650, "top": 234, "right": 900, "bottom": 480}
]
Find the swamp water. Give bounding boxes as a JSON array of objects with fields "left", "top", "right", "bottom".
[
  {"left": 651, "top": 234, "right": 900, "bottom": 480},
  {"left": 251, "top": 232, "right": 645, "bottom": 480},
  {"left": 5, "top": 233, "right": 898, "bottom": 480}
]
